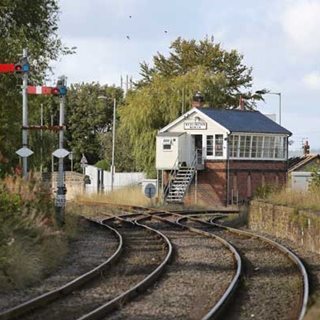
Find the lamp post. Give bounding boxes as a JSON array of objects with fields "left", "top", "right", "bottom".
[
  {"left": 98, "top": 95, "right": 116, "bottom": 192},
  {"left": 267, "top": 92, "right": 281, "bottom": 125},
  {"left": 256, "top": 90, "right": 281, "bottom": 125}
]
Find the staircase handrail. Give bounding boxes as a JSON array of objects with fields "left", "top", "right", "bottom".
[
  {"left": 181, "top": 148, "right": 199, "bottom": 191},
  {"left": 163, "top": 156, "right": 180, "bottom": 199},
  {"left": 167, "top": 149, "right": 200, "bottom": 201}
]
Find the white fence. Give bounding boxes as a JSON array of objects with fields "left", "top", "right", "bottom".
[{"left": 84, "top": 165, "right": 146, "bottom": 193}]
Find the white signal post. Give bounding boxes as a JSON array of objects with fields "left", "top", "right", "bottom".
[
  {"left": 52, "top": 76, "right": 69, "bottom": 225},
  {"left": 22, "top": 48, "right": 29, "bottom": 178}
]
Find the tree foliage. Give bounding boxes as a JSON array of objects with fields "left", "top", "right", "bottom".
[
  {"left": 120, "top": 37, "right": 262, "bottom": 176},
  {"left": 138, "top": 36, "right": 261, "bottom": 108},
  {"left": 309, "top": 168, "right": 320, "bottom": 192},
  {"left": 0, "top": 0, "right": 73, "bottom": 176},
  {"left": 98, "top": 129, "right": 137, "bottom": 172},
  {"left": 65, "top": 83, "right": 123, "bottom": 170}
]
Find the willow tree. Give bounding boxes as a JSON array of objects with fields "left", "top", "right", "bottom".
[
  {"left": 0, "top": 0, "right": 73, "bottom": 176},
  {"left": 119, "top": 37, "right": 263, "bottom": 176}
]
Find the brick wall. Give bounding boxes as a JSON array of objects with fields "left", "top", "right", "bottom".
[
  {"left": 43, "top": 171, "right": 84, "bottom": 200},
  {"left": 249, "top": 200, "right": 320, "bottom": 254},
  {"left": 187, "top": 160, "right": 287, "bottom": 206}
]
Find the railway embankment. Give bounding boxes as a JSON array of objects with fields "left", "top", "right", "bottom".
[
  {"left": 249, "top": 200, "right": 320, "bottom": 320},
  {"left": 249, "top": 200, "right": 320, "bottom": 254}
]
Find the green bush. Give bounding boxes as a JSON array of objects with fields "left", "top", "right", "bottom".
[
  {"left": 254, "top": 184, "right": 280, "bottom": 199},
  {"left": 309, "top": 168, "right": 320, "bottom": 192},
  {"left": 95, "top": 159, "right": 109, "bottom": 171}
]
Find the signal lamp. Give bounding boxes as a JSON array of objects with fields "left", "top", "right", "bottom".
[
  {"left": 51, "top": 87, "right": 60, "bottom": 96},
  {"left": 14, "top": 64, "right": 23, "bottom": 74}
]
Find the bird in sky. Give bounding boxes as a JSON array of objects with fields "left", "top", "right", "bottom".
[
  {"left": 164, "top": 30, "right": 168, "bottom": 34},
  {"left": 126, "top": 35, "right": 130, "bottom": 40},
  {"left": 129, "top": 15, "right": 132, "bottom": 18}
]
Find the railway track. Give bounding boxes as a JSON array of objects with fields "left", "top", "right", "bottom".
[
  {"left": 106, "top": 213, "right": 240, "bottom": 320},
  {"left": 0, "top": 216, "right": 172, "bottom": 320},
  {"left": 99, "top": 204, "right": 309, "bottom": 320},
  {"left": 0, "top": 218, "right": 121, "bottom": 319},
  {"left": 2, "top": 202, "right": 310, "bottom": 319},
  {"left": 173, "top": 212, "right": 309, "bottom": 320}
]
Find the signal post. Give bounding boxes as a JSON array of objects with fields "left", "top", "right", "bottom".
[
  {"left": 1, "top": 50, "right": 69, "bottom": 225},
  {"left": 29, "top": 79, "right": 69, "bottom": 226}
]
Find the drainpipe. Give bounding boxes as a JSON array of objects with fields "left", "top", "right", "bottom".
[{"left": 225, "top": 133, "right": 231, "bottom": 206}]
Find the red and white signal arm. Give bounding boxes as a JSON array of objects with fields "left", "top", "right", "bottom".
[{"left": 27, "top": 86, "right": 53, "bottom": 95}]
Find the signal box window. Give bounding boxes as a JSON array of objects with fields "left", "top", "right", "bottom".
[
  {"left": 215, "top": 134, "right": 223, "bottom": 156},
  {"left": 206, "top": 135, "right": 213, "bottom": 156}
]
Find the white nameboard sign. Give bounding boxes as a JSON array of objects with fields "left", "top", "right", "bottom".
[{"left": 184, "top": 121, "right": 207, "bottom": 130}]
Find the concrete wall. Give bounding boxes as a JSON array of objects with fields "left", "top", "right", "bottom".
[
  {"left": 249, "top": 200, "right": 320, "bottom": 254},
  {"left": 85, "top": 165, "right": 146, "bottom": 193}
]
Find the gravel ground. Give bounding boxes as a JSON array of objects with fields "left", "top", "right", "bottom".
[
  {"left": 183, "top": 218, "right": 304, "bottom": 320},
  {"left": 214, "top": 213, "right": 320, "bottom": 318},
  {"left": 242, "top": 228, "right": 320, "bottom": 320},
  {"left": 0, "top": 218, "right": 118, "bottom": 313},
  {"left": 106, "top": 219, "right": 235, "bottom": 320},
  {"left": 22, "top": 222, "right": 167, "bottom": 320}
]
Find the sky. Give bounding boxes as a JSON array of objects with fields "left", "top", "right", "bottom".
[{"left": 52, "top": 0, "right": 320, "bottom": 152}]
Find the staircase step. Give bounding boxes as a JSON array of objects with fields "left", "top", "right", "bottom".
[{"left": 165, "top": 165, "right": 197, "bottom": 203}]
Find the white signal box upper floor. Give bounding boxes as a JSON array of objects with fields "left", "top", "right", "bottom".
[{"left": 156, "top": 107, "right": 292, "bottom": 170}]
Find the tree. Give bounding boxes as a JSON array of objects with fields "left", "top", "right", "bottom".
[
  {"left": 65, "top": 83, "right": 123, "bottom": 170},
  {"left": 0, "top": 0, "right": 74, "bottom": 176},
  {"left": 120, "top": 37, "right": 263, "bottom": 176},
  {"left": 98, "top": 129, "right": 137, "bottom": 172},
  {"left": 137, "top": 36, "right": 263, "bottom": 108}
]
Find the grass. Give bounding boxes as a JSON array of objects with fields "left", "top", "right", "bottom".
[
  {"left": 75, "top": 185, "right": 226, "bottom": 211},
  {"left": 0, "top": 175, "right": 80, "bottom": 292},
  {"left": 76, "top": 185, "right": 150, "bottom": 207},
  {"left": 256, "top": 187, "right": 320, "bottom": 211}
]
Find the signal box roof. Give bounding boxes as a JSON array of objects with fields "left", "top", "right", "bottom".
[
  {"left": 198, "top": 108, "right": 292, "bottom": 135},
  {"left": 159, "top": 107, "right": 292, "bottom": 136}
]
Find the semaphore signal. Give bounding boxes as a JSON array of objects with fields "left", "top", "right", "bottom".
[
  {"left": 27, "top": 85, "right": 67, "bottom": 96},
  {"left": 0, "top": 63, "right": 15, "bottom": 73}
]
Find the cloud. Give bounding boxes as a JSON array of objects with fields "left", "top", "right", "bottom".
[
  {"left": 50, "top": 36, "right": 169, "bottom": 85},
  {"left": 282, "top": 0, "right": 320, "bottom": 54},
  {"left": 303, "top": 72, "right": 320, "bottom": 90}
]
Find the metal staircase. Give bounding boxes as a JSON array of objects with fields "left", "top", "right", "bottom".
[{"left": 164, "top": 151, "right": 199, "bottom": 203}]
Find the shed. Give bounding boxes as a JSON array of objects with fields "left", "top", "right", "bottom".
[{"left": 288, "top": 154, "right": 320, "bottom": 191}]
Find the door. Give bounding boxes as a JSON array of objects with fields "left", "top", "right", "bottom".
[{"left": 194, "top": 135, "right": 203, "bottom": 165}]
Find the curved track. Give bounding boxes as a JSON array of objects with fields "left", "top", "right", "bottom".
[
  {"left": 99, "top": 204, "right": 309, "bottom": 320},
  {"left": 105, "top": 209, "right": 242, "bottom": 320},
  {"left": 0, "top": 216, "right": 172, "bottom": 320},
  {"left": 0, "top": 218, "right": 123, "bottom": 320},
  {"left": 175, "top": 212, "right": 309, "bottom": 320}
]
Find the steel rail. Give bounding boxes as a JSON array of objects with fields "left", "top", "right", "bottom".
[
  {"left": 0, "top": 218, "right": 123, "bottom": 320},
  {"left": 132, "top": 211, "right": 243, "bottom": 320},
  {"left": 76, "top": 202, "right": 309, "bottom": 319},
  {"left": 176, "top": 213, "right": 309, "bottom": 320},
  {"left": 76, "top": 217, "right": 173, "bottom": 320},
  {"left": 206, "top": 217, "right": 309, "bottom": 320}
]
